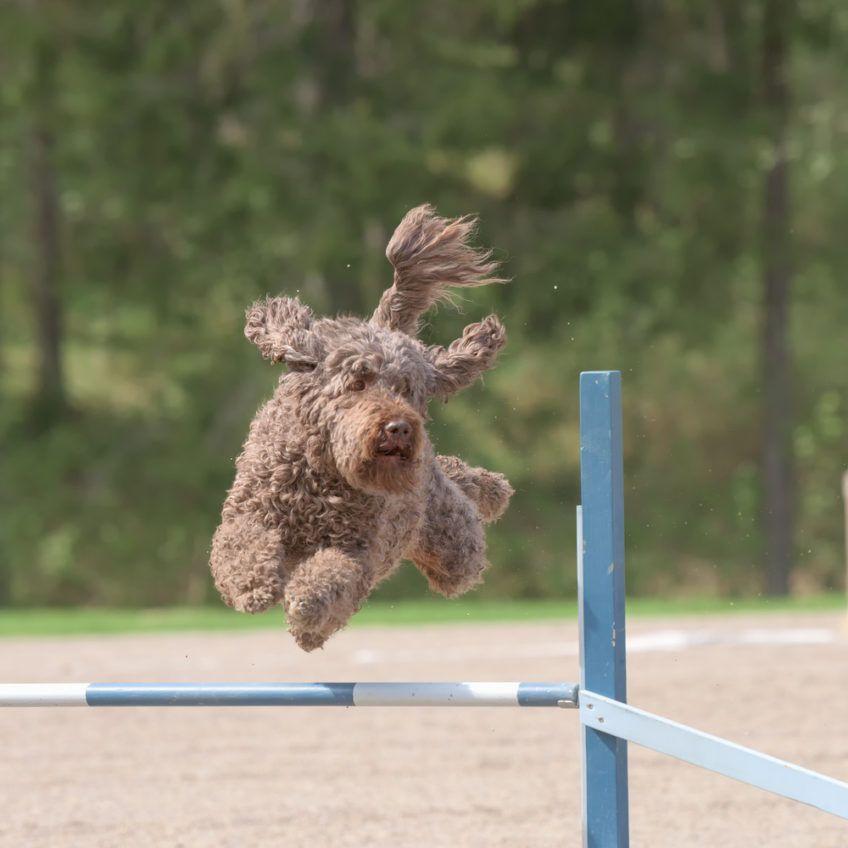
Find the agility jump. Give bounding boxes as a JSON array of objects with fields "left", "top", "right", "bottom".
[{"left": 2, "top": 372, "right": 845, "bottom": 844}]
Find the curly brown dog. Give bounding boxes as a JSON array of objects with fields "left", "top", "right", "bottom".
[{"left": 210, "top": 205, "right": 513, "bottom": 650}]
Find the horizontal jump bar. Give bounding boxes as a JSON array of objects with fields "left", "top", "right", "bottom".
[{"left": 0, "top": 682, "right": 578, "bottom": 708}]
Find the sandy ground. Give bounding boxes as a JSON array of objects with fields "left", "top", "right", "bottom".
[{"left": 1, "top": 612, "right": 847, "bottom": 847}]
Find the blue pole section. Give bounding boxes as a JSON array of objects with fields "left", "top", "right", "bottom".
[{"left": 578, "top": 371, "right": 629, "bottom": 847}]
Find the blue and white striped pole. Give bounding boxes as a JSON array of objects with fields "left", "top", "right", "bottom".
[
  {"left": 579, "top": 371, "right": 629, "bottom": 847},
  {"left": 0, "top": 682, "right": 578, "bottom": 708}
]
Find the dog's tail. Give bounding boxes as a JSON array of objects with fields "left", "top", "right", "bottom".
[{"left": 371, "top": 204, "right": 504, "bottom": 336}]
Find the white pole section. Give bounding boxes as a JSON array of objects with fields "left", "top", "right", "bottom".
[{"left": 0, "top": 684, "right": 90, "bottom": 706}]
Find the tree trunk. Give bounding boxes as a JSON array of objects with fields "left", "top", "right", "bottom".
[
  {"left": 314, "top": 0, "right": 357, "bottom": 107},
  {"left": 761, "top": 0, "right": 793, "bottom": 595},
  {"left": 28, "top": 33, "right": 67, "bottom": 425}
]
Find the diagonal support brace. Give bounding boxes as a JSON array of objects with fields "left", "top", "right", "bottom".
[{"left": 579, "top": 690, "right": 848, "bottom": 820}]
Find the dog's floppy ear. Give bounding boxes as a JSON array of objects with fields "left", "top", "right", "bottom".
[
  {"left": 244, "top": 296, "right": 321, "bottom": 370},
  {"left": 425, "top": 314, "right": 506, "bottom": 399}
]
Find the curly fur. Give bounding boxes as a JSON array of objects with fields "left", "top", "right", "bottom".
[{"left": 210, "top": 205, "right": 513, "bottom": 651}]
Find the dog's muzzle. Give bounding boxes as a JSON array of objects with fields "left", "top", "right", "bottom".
[{"left": 375, "top": 419, "right": 416, "bottom": 461}]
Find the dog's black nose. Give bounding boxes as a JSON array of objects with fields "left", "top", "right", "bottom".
[{"left": 385, "top": 419, "right": 412, "bottom": 439}]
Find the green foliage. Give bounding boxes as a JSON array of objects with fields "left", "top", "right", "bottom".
[{"left": 1, "top": 0, "right": 847, "bottom": 606}]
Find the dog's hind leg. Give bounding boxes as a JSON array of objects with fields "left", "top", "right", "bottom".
[
  {"left": 283, "top": 549, "right": 373, "bottom": 651},
  {"left": 408, "top": 466, "right": 489, "bottom": 598},
  {"left": 210, "top": 512, "right": 287, "bottom": 614}
]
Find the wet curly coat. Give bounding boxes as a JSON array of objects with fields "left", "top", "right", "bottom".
[{"left": 210, "top": 205, "right": 513, "bottom": 651}]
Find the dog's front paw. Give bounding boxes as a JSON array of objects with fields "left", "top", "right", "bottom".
[
  {"left": 282, "top": 549, "right": 371, "bottom": 652},
  {"left": 287, "top": 607, "right": 350, "bottom": 652},
  {"left": 285, "top": 589, "right": 348, "bottom": 652},
  {"left": 416, "top": 549, "right": 488, "bottom": 599},
  {"left": 227, "top": 575, "right": 285, "bottom": 614},
  {"left": 285, "top": 591, "right": 333, "bottom": 633},
  {"left": 289, "top": 624, "right": 330, "bottom": 652},
  {"left": 429, "top": 561, "right": 487, "bottom": 598},
  {"left": 474, "top": 469, "right": 514, "bottom": 523}
]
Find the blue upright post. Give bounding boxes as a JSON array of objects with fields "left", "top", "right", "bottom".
[{"left": 578, "top": 371, "right": 629, "bottom": 847}]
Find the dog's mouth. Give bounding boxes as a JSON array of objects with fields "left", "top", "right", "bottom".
[{"left": 375, "top": 442, "right": 414, "bottom": 462}]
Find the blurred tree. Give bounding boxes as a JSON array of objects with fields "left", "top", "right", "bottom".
[
  {"left": 0, "top": 0, "right": 845, "bottom": 607},
  {"left": 27, "top": 17, "right": 68, "bottom": 426},
  {"left": 761, "top": 0, "right": 794, "bottom": 595}
]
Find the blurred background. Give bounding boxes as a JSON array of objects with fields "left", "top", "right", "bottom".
[{"left": 1, "top": 1, "right": 846, "bottom": 611}]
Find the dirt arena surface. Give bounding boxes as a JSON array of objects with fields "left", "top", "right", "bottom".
[{"left": 1, "top": 611, "right": 846, "bottom": 847}]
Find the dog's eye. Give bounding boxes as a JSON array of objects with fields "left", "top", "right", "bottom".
[{"left": 350, "top": 379, "right": 367, "bottom": 392}]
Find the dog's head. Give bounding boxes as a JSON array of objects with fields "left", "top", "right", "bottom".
[
  {"left": 243, "top": 205, "right": 505, "bottom": 495},
  {"left": 246, "top": 302, "right": 434, "bottom": 494}
]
